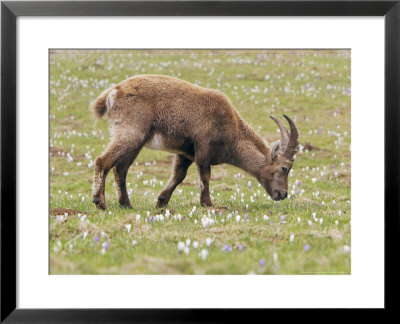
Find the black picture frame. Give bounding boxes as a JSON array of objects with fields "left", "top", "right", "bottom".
[{"left": 1, "top": 0, "right": 399, "bottom": 322}]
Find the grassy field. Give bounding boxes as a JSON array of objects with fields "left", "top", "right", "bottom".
[{"left": 49, "top": 49, "right": 351, "bottom": 274}]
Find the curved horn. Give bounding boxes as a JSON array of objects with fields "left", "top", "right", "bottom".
[
  {"left": 283, "top": 115, "right": 299, "bottom": 160},
  {"left": 269, "top": 115, "right": 289, "bottom": 151}
]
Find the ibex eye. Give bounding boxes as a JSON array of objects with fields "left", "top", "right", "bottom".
[{"left": 282, "top": 167, "right": 288, "bottom": 173}]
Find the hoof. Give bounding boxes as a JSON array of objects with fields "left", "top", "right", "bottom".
[
  {"left": 156, "top": 201, "right": 168, "bottom": 208},
  {"left": 156, "top": 196, "right": 168, "bottom": 208},
  {"left": 201, "top": 200, "right": 213, "bottom": 207},
  {"left": 93, "top": 197, "right": 107, "bottom": 210},
  {"left": 119, "top": 202, "right": 132, "bottom": 209},
  {"left": 156, "top": 195, "right": 168, "bottom": 208}
]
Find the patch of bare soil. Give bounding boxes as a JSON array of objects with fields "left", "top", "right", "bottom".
[
  {"left": 325, "top": 169, "right": 351, "bottom": 185},
  {"left": 136, "top": 155, "right": 173, "bottom": 167},
  {"left": 212, "top": 183, "right": 233, "bottom": 191},
  {"left": 58, "top": 117, "right": 82, "bottom": 130},
  {"left": 214, "top": 206, "right": 230, "bottom": 212},
  {"left": 303, "top": 142, "right": 330, "bottom": 152},
  {"left": 302, "top": 142, "right": 333, "bottom": 158},
  {"left": 328, "top": 229, "right": 344, "bottom": 240},
  {"left": 49, "top": 146, "right": 65, "bottom": 156},
  {"left": 310, "top": 229, "right": 345, "bottom": 241},
  {"left": 50, "top": 208, "right": 86, "bottom": 216},
  {"left": 180, "top": 181, "right": 196, "bottom": 186},
  {"left": 211, "top": 175, "right": 224, "bottom": 181},
  {"left": 209, "top": 227, "right": 225, "bottom": 233},
  {"left": 159, "top": 208, "right": 176, "bottom": 214}
]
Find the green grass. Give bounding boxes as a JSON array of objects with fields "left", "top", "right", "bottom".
[{"left": 49, "top": 49, "right": 351, "bottom": 274}]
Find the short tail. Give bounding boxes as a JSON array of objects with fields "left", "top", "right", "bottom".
[{"left": 89, "top": 88, "right": 112, "bottom": 119}]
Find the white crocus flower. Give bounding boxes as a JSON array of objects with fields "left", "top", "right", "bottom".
[
  {"left": 199, "top": 249, "right": 209, "bottom": 261},
  {"left": 193, "top": 241, "right": 199, "bottom": 250},
  {"left": 273, "top": 253, "right": 278, "bottom": 264},
  {"left": 177, "top": 242, "right": 185, "bottom": 252}
]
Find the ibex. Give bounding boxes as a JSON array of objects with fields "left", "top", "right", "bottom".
[{"left": 89, "top": 75, "right": 299, "bottom": 210}]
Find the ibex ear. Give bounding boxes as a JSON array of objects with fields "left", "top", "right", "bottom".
[{"left": 270, "top": 141, "right": 281, "bottom": 162}]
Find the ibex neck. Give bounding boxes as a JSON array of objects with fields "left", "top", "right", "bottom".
[{"left": 229, "top": 122, "right": 269, "bottom": 178}]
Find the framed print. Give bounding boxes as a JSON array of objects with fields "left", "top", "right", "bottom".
[{"left": 1, "top": 0, "right": 399, "bottom": 321}]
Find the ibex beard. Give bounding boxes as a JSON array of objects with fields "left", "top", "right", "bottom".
[{"left": 89, "top": 74, "right": 299, "bottom": 210}]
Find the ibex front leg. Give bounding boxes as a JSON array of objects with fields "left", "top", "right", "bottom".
[
  {"left": 113, "top": 158, "right": 134, "bottom": 208},
  {"left": 156, "top": 154, "right": 192, "bottom": 208},
  {"left": 197, "top": 164, "right": 213, "bottom": 207}
]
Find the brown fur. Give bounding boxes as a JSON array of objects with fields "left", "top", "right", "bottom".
[{"left": 90, "top": 75, "right": 297, "bottom": 210}]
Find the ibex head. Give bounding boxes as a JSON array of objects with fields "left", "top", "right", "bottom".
[{"left": 259, "top": 115, "right": 299, "bottom": 201}]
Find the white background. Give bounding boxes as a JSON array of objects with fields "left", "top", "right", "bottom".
[{"left": 17, "top": 17, "right": 384, "bottom": 308}]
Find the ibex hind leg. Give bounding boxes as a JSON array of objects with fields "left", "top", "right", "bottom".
[
  {"left": 156, "top": 154, "right": 193, "bottom": 208},
  {"left": 92, "top": 131, "right": 146, "bottom": 210}
]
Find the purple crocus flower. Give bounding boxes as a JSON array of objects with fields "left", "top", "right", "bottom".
[
  {"left": 223, "top": 244, "right": 232, "bottom": 253},
  {"left": 304, "top": 244, "right": 310, "bottom": 251},
  {"left": 235, "top": 210, "right": 239, "bottom": 215},
  {"left": 94, "top": 236, "right": 99, "bottom": 245},
  {"left": 259, "top": 259, "right": 265, "bottom": 267},
  {"left": 244, "top": 214, "right": 248, "bottom": 221},
  {"left": 238, "top": 245, "right": 243, "bottom": 253},
  {"left": 103, "top": 242, "right": 109, "bottom": 250},
  {"left": 280, "top": 215, "right": 286, "bottom": 222}
]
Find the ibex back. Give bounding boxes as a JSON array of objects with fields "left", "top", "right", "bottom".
[{"left": 89, "top": 75, "right": 299, "bottom": 210}]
